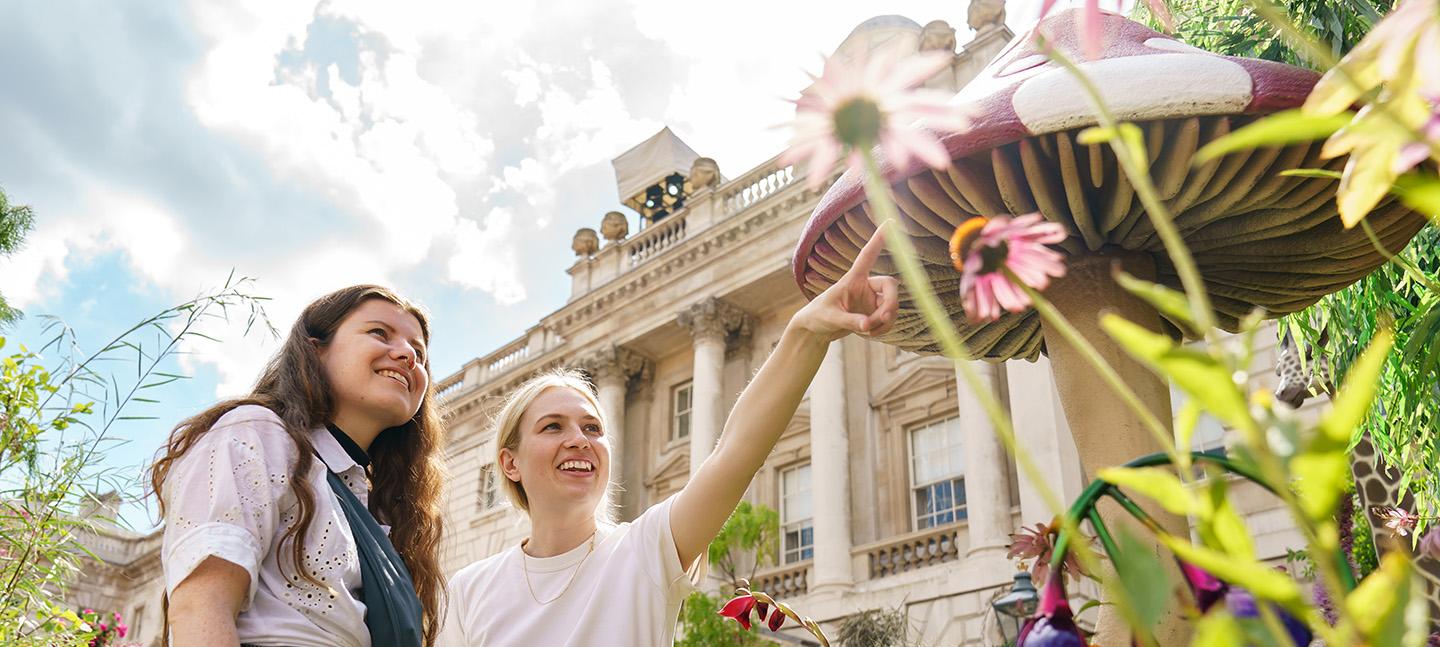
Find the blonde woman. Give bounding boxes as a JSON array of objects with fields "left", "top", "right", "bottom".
[{"left": 439, "top": 229, "right": 896, "bottom": 645}]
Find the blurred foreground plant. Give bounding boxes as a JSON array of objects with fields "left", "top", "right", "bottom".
[{"left": 0, "top": 275, "right": 271, "bottom": 645}]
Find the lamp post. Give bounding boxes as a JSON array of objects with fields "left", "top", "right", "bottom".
[{"left": 992, "top": 567, "right": 1040, "bottom": 645}]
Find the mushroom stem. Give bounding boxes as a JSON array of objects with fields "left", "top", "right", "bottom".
[{"left": 1039, "top": 250, "right": 1191, "bottom": 646}]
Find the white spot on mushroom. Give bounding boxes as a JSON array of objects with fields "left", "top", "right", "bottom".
[
  {"left": 1011, "top": 53, "right": 1253, "bottom": 134},
  {"left": 1144, "top": 37, "right": 1204, "bottom": 53}
]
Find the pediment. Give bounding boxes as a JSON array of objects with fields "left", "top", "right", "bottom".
[
  {"left": 646, "top": 446, "right": 690, "bottom": 489},
  {"left": 872, "top": 365, "right": 956, "bottom": 410}
]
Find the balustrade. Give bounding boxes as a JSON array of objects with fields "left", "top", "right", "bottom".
[
  {"left": 720, "top": 161, "right": 797, "bottom": 215},
  {"left": 861, "top": 524, "right": 962, "bottom": 580},
  {"left": 751, "top": 560, "right": 810, "bottom": 598}
]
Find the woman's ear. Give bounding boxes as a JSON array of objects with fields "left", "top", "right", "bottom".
[{"left": 499, "top": 447, "right": 522, "bottom": 483}]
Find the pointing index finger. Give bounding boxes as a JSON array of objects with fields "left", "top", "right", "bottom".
[{"left": 850, "top": 221, "right": 889, "bottom": 277}]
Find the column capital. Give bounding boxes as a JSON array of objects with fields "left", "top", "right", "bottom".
[
  {"left": 576, "top": 344, "right": 652, "bottom": 388},
  {"left": 676, "top": 297, "right": 753, "bottom": 349}
]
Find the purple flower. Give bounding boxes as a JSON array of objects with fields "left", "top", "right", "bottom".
[
  {"left": 1178, "top": 560, "right": 1227, "bottom": 612},
  {"left": 1225, "top": 588, "right": 1312, "bottom": 646},
  {"left": 1016, "top": 570, "right": 1087, "bottom": 647}
]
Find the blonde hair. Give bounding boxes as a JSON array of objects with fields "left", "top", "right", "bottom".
[{"left": 492, "top": 369, "right": 617, "bottom": 522}]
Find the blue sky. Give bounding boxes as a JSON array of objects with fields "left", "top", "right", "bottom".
[{"left": 0, "top": 0, "right": 1062, "bottom": 529}]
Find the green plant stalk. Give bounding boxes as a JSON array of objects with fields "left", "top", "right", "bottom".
[
  {"left": 1006, "top": 270, "right": 1190, "bottom": 475},
  {"left": 858, "top": 153, "right": 1069, "bottom": 519},
  {"left": 1083, "top": 507, "right": 1159, "bottom": 647},
  {"left": 858, "top": 150, "right": 1123, "bottom": 617},
  {"left": 1042, "top": 44, "right": 1219, "bottom": 338},
  {"left": 1049, "top": 35, "right": 1368, "bottom": 638},
  {"left": 1, "top": 278, "right": 270, "bottom": 620},
  {"left": 1360, "top": 219, "right": 1440, "bottom": 292}
]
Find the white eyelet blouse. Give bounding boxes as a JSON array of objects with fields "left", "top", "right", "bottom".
[{"left": 160, "top": 405, "right": 375, "bottom": 647}]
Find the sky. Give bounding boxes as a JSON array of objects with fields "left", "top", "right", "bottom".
[{"left": 0, "top": 0, "right": 1069, "bottom": 530}]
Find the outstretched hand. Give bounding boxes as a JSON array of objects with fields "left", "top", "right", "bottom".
[{"left": 793, "top": 224, "right": 900, "bottom": 342}]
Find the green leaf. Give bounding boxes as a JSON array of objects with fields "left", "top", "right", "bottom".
[
  {"left": 1101, "top": 314, "right": 1255, "bottom": 434},
  {"left": 1098, "top": 466, "right": 1198, "bottom": 516},
  {"left": 1279, "top": 168, "right": 1343, "bottom": 180},
  {"left": 1192, "top": 608, "right": 1246, "bottom": 645},
  {"left": 1346, "top": 553, "right": 1416, "bottom": 647},
  {"left": 1318, "top": 329, "right": 1393, "bottom": 443},
  {"left": 1114, "top": 527, "right": 1172, "bottom": 631},
  {"left": 1199, "top": 476, "right": 1256, "bottom": 561},
  {"left": 1194, "top": 109, "right": 1353, "bottom": 164},
  {"left": 1392, "top": 172, "right": 1440, "bottom": 222},
  {"left": 1114, "top": 271, "right": 1199, "bottom": 336},
  {"left": 1291, "top": 449, "right": 1351, "bottom": 522},
  {"left": 1174, "top": 400, "right": 1202, "bottom": 472},
  {"left": 1160, "top": 535, "right": 1306, "bottom": 613},
  {"left": 1400, "top": 302, "right": 1440, "bottom": 364}
]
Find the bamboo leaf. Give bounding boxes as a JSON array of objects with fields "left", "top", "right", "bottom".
[{"left": 1318, "top": 330, "right": 1392, "bottom": 442}]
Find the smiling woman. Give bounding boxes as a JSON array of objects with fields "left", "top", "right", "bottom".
[
  {"left": 147, "top": 284, "right": 448, "bottom": 647},
  {"left": 439, "top": 227, "right": 900, "bottom": 646}
]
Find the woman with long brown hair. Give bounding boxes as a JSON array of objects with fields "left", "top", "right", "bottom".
[{"left": 150, "top": 285, "right": 447, "bottom": 646}]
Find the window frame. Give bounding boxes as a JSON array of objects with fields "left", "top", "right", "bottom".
[
  {"left": 907, "top": 416, "right": 968, "bottom": 531},
  {"left": 779, "top": 462, "right": 814, "bottom": 564},
  {"left": 477, "top": 463, "right": 499, "bottom": 511},
  {"left": 671, "top": 381, "right": 693, "bottom": 443}
]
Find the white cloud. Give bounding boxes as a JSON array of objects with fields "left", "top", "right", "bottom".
[
  {"left": 0, "top": 184, "right": 186, "bottom": 309},
  {"left": 447, "top": 209, "right": 525, "bottom": 305}
]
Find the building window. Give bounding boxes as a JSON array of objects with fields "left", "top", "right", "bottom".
[
  {"left": 909, "top": 416, "right": 967, "bottom": 530},
  {"left": 478, "top": 464, "right": 498, "bottom": 511},
  {"left": 672, "top": 382, "right": 693, "bottom": 441},
  {"left": 781, "top": 464, "right": 814, "bottom": 564}
]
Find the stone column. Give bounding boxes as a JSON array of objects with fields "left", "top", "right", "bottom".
[
  {"left": 578, "top": 346, "right": 651, "bottom": 483},
  {"left": 957, "top": 361, "right": 1014, "bottom": 559},
  {"left": 1005, "top": 356, "right": 1086, "bottom": 525},
  {"left": 676, "top": 298, "right": 752, "bottom": 477},
  {"left": 808, "top": 340, "right": 854, "bottom": 593}
]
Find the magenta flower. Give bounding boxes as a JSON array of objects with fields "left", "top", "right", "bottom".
[
  {"left": 783, "top": 50, "right": 970, "bottom": 190},
  {"left": 949, "top": 214, "right": 1069, "bottom": 322},
  {"left": 718, "top": 593, "right": 758, "bottom": 630},
  {"left": 1178, "top": 560, "right": 1227, "bottom": 612},
  {"left": 718, "top": 586, "right": 831, "bottom": 645},
  {"left": 1016, "top": 569, "right": 1087, "bottom": 647}
]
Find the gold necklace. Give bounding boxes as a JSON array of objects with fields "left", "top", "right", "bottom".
[{"left": 521, "top": 532, "right": 596, "bottom": 605}]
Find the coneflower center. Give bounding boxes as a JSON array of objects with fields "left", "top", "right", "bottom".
[{"left": 833, "top": 97, "right": 882, "bottom": 149}]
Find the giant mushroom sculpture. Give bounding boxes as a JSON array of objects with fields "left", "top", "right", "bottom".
[{"left": 793, "top": 8, "right": 1429, "bottom": 641}]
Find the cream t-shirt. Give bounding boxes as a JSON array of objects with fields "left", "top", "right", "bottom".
[{"left": 439, "top": 495, "right": 699, "bottom": 646}]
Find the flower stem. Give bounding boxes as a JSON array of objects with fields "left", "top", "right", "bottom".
[
  {"left": 1005, "top": 268, "right": 1190, "bottom": 475},
  {"left": 1042, "top": 44, "right": 1219, "bottom": 338},
  {"left": 857, "top": 149, "right": 1124, "bottom": 613}
]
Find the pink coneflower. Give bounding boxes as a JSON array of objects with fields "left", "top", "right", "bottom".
[
  {"left": 950, "top": 213, "right": 1068, "bottom": 322},
  {"left": 783, "top": 50, "right": 969, "bottom": 189}
]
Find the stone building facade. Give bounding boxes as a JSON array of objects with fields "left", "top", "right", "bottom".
[
  {"left": 62, "top": 10, "right": 1319, "bottom": 647},
  {"left": 430, "top": 13, "right": 1314, "bottom": 646}
]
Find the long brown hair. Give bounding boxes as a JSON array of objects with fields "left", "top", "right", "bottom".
[{"left": 149, "top": 284, "right": 448, "bottom": 646}]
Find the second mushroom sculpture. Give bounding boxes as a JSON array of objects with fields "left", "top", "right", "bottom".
[{"left": 792, "top": 8, "right": 1429, "bottom": 644}]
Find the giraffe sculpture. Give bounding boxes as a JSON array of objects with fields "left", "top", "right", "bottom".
[{"left": 1275, "top": 328, "right": 1440, "bottom": 624}]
